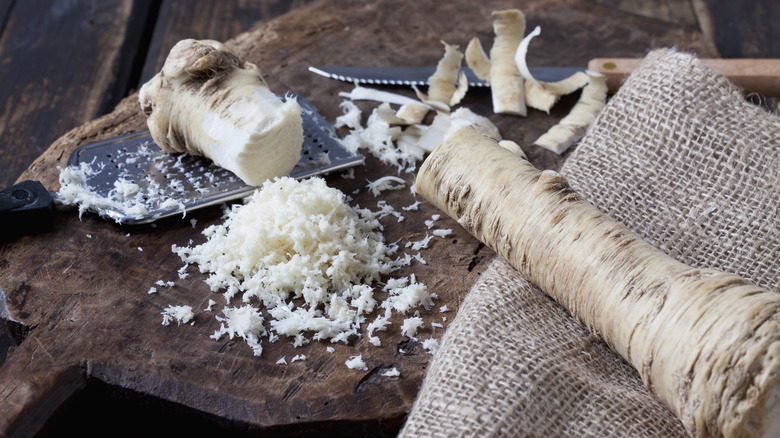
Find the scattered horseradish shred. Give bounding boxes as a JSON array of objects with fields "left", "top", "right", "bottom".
[
  {"left": 432, "top": 229, "right": 453, "bottom": 238},
  {"left": 366, "top": 176, "right": 406, "bottom": 197},
  {"left": 210, "top": 305, "right": 266, "bottom": 357},
  {"left": 402, "top": 201, "right": 421, "bottom": 211},
  {"left": 335, "top": 99, "right": 427, "bottom": 172},
  {"left": 406, "top": 234, "right": 434, "bottom": 251},
  {"left": 422, "top": 338, "right": 440, "bottom": 355},
  {"left": 381, "top": 367, "right": 401, "bottom": 377},
  {"left": 55, "top": 162, "right": 149, "bottom": 221},
  {"left": 345, "top": 355, "right": 368, "bottom": 370},
  {"left": 161, "top": 305, "right": 193, "bottom": 326},
  {"left": 424, "top": 214, "right": 441, "bottom": 229},
  {"left": 401, "top": 316, "right": 424, "bottom": 338}
]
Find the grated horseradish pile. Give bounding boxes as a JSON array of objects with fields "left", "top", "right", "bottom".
[{"left": 171, "top": 176, "right": 436, "bottom": 357}]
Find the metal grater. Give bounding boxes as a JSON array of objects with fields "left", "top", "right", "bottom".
[{"left": 66, "top": 95, "right": 363, "bottom": 225}]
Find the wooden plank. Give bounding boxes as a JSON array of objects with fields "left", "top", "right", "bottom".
[
  {"left": 0, "top": 0, "right": 13, "bottom": 33},
  {"left": 695, "top": 0, "right": 778, "bottom": 58},
  {"left": 0, "top": 0, "right": 719, "bottom": 436},
  {"left": 0, "top": 0, "right": 157, "bottom": 189},
  {"left": 584, "top": 0, "right": 699, "bottom": 26},
  {"left": 138, "top": 0, "right": 314, "bottom": 87}
]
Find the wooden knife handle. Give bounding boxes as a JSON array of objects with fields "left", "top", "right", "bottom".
[{"left": 588, "top": 57, "right": 780, "bottom": 97}]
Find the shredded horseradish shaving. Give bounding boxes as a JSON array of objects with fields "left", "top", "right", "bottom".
[
  {"left": 366, "top": 176, "right": 406, "bottom": 197},
  {"left": 161, "top": 305, "right": 194, "bottom": 326},
  {"left": 56, "top": 162, "right": 150, "bottom": 220},
  {"left": 345, "top": 354, "right": 368, "bottom": 370}
]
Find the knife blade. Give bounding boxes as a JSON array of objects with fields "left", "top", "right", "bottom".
[
  {"left": 311, "top": 58, "right": 780, "bottom": 97},
  {"left": 308, "top": 66, "right": 583, "bottom": 88}
]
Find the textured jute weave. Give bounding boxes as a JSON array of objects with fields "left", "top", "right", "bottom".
[{"left": 400, "top": 49, "right": 779, "bottom": 437}]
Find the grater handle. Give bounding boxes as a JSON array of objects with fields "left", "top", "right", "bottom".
[{"left": 0, "top": 180, "right": 55, "bottom": 237}]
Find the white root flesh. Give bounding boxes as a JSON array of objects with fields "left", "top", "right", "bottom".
[
  {"left": 415, "top": 107, "right": 500, "bottom": 153},
  {"left": 497, "top": 139, "right": 526, "bottom": 159},
  {"left": 515, "top": 26, "right": 590, "bottom": 113},
  {"left": 514, "top": 25, "right": 541, "bottom": 82},
  {"left": 338, "top": 84, "right": 431, "bottom": 125},
  {"left": 139, "top": 39, "right": 303, "bottom": 187},
  {"left": 339, "top": 85, "right": 425, "bottom": 107},
  {"left": 534, "top": 72, "right": 608, "bottom": 154},
  {"left": 415, "top": 125, "right": 780, "bottom": 438}
]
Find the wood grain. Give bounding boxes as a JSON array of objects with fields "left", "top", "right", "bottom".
[
  {"left": 137, "top": 0, "right": 314, "bottom": 86},
  {"left": 589, "top": 57, "right": 780, "bottom": 96},
  {"left": 696, "top": 0, "right": 779, "bottom": 58},
  {"left": 0, "top": 0, "right": 156, "bottom": 189},
  {"left": 0, "top": 0, "right": 719, "bottom": 435},
  {"left": 585, "top": 0, "right": 699, "bottom": 26}
]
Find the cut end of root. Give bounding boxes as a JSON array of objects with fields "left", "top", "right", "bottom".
[{"left": 533, "top": 170, "right": 568, "bottom": 195}]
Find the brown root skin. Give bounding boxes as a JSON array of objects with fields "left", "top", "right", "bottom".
[
  {"left": 415, "top": 126, "right": 780, "bottom": 437},
  {"left": 489, "top": 10, "right": 526, "bottom": 116}
]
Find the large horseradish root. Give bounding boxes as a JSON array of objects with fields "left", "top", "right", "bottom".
[
  {"left": 139, "top": 39, "right": 303, "bottom": 186},
  {"left": 415, "top": 126, "right": 780, "bottom": 438}
]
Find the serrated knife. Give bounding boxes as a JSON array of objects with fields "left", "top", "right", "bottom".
[
  {"left": 310, "top": 58, "right": 780, "bottom": 96},
  {"left": 308, "top": 66, "right": 580, "bottom": 88}
]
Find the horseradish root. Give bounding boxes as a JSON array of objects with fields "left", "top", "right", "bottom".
[
  {"left": 415, "top": 126, "right": 780, "bottom": 438},
  {"left": 139, "top": 39, "right": 303, "bottom": 186},
  {"left": 465, "top": 9, "right": 527, "bottom": 116}
]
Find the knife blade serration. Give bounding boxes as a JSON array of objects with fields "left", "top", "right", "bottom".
[{"left": 309, "top": 65, "right": 585, "bottom": 87}]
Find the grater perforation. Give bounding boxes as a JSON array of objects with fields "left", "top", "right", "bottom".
[{"left": 66, "top": 95, "right": 363, "bottom": 224}]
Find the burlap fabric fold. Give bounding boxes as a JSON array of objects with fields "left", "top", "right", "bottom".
[{"left": 400, "top": 49, "right": 779, "bottom": 437}]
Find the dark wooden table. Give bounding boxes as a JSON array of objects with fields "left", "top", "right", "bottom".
[
  {"left": 0, "top": 1, "right": 776, "bottom": 436},
  {"left": 0, "top": 0, "right": 777, "bottom": 192}
]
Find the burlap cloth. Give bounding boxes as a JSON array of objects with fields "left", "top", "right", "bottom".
[{"left": 400, "top": 49, "right": 779, "bottom": 437}]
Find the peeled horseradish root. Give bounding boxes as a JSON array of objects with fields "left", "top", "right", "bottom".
[
  {"left": 139, "top": 39, "right": 304, "bottom": 186},
  {"left": 415, "top": 126, "right": 780, "bottom": 438}
]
